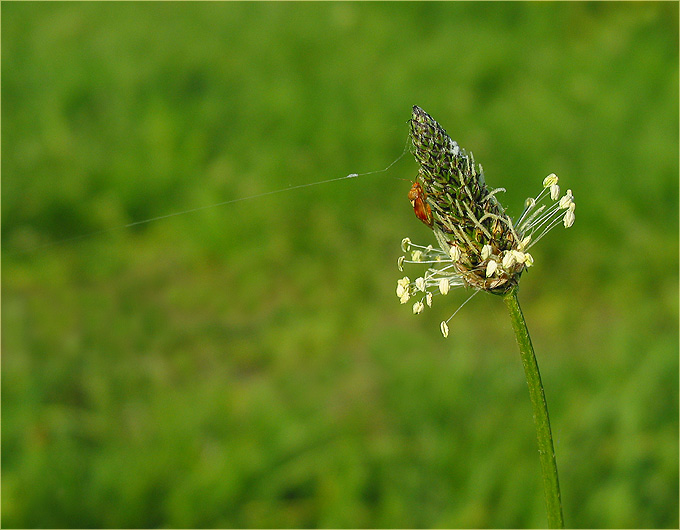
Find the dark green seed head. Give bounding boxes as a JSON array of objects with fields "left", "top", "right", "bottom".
[{"left": 410, "top": 106, "right": 522, "bottom": 293}]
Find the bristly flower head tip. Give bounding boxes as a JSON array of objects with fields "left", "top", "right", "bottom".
[{"left": 398, "top": 106, "right": 575, "bottom": 336}]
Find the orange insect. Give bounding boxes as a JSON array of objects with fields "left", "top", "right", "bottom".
[{"left": 408, "top": 181, "right": 433, "bottom": 227}]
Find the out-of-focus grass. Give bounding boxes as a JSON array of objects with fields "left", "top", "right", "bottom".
[{"left": 2, "top": 2, "right": 678, "bottom": 528}]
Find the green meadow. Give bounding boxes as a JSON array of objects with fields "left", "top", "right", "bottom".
[{"left": 2, "top": 2, "right": 678, "bottom": 527}]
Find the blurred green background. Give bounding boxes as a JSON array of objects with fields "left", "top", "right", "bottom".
[{"left": 2, "top": 2, "right": 678, "bottom": 528}]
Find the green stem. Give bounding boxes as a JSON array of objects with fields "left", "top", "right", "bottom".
[{"left": 503, "top": 287, "right": 564, "bottom": 528}]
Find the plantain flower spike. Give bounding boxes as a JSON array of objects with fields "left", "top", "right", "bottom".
[{"left": 397, "top": 106, "right": 575, "bottom": 336}]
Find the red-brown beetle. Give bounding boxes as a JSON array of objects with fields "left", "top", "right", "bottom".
[{"left": 408, "top": 181, "right": 434, "bottom": 227}]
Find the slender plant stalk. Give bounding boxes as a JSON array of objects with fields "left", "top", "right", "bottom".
[{"left": 503, "top": 287, "right": 564, "bottom": 528}]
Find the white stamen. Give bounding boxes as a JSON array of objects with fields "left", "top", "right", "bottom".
[
  {"left": 396, "top": 277, "right": 411, "bottom": 303},
  {"left": 481, "top": 244, "right": 493, "bottom": 260},
  {"left": 559, "top": 190, "right": 574, "bottom": 209},
  {"left": 512, "top": 250, "right": 526, "bottom": 264},
  {"left": 543, "top": 173, "right": 558, "bottom": 187},
  {"left": 550, "top": 183, "right": 560, "bottom": 201},
  {"left": 502, "top": 251, "right": 516, "bottom": 269},
  {"left": 449, "top": 245, "right": 461, "bottom": 261}
]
